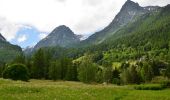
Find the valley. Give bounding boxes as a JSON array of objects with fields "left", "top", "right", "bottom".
[{"left": 0, "top": 0, "right": 170, "bottom": 99}]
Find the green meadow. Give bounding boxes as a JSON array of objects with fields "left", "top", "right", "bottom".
[{"left": 0, "top": 79, "right": 170, "bottom": 100}]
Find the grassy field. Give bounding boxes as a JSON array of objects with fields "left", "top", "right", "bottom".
[{"left": 0, "top": 79, "right": 170, "bottom": 100}]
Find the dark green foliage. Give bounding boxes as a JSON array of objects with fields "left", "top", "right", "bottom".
[
  {"left": 2, "top": 64, "right": 29, "bottom": 81},
  {"left": 103, "top": 66, "right": 113, "bottom": 83},
  {"left": 120, "top": 65, "right": 141, "bottom": 84},
  {"left": 65, "top": 63, "right": 78, "bottom": 81},
  {"left": 12, "top": 54, "right": 26, "bottom": 64},
  {"left": 160, "top": 80, "right": 170, "bottom": 88},
  {"left": 60, "top": 58, "right": 71, "bottom": 79},
  {"left": 0, "top": 40, "right": 22, "bottom": 63},
  {"left": 112, "top": 78, "right": 121, "bottom": 85},
  {"left": 165, "top": 65, "right": 170, "bottom": 79},
  {"left": 32, "top": 49, "right": 46, "bottom": 79},
  {"left": 48, "top": 58, "right": 77, "bottom": 81},
  {"left": 49, "top": 61, "right": 62, "bottom": 80},
  {"left": 78, "top": 60, "right": 98, "bottom": 83},
  {"left": 112, "top": 68, "right": 120, "bottom": 79},
  {"left": 134, "top": 84, "right": 165, "bottom": 90},
  {"left": 120, "top": 69, "right": 131, "bottom": 84},
  {"left": 95, "top": 68, "right": 103, "bottom": 83},
  {"left": 0, "top": 62, "right": 6, "bottom": 77},
  {"left": 140, "top": 62, "right": 154, "bottom": 82}
]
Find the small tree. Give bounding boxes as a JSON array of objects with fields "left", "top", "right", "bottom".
[
  {"left": 78, "top": 60, "right": 98, "bottom": 83},
  {"left": 65, "top": 63, "right": 78, "bottom": 81},
  {"left": 112, "top": 68, "right": 121, "bottom": 85},
  {"left": 49, "top": 61, "right": 62, "bottom": 81},
  {"left": 12, "top": 54, "right": 25, "bottom": 64},
  {"left": 165, "top": 64, "right": 170, "bottom": 79},
  {"left": 2, "top": 64, "right": 29, "bottom": 81},
  {"left": 120, "top": 68, "right": 131, "bottom": 84},
  {"left": 141, "top": 62, "right": 154, "bottom": 82},
  {"left": 32, "top": 49, "right": 46, "bottom": 79},
  {"left": 102, "top": 61, "right": 113, "bottom": 84},
  {"left": 103, "top": 66, "right": 113, "bottom": 83},
  {"left": 129, "top": 65, "right": 141, "bottom": 84}
]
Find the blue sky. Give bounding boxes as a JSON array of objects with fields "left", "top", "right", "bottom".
[
  {"left": 10, "top": 26, "right": 47, "bottom": 48},
  {"left": 0, "top": 0, "right": 170, "bottom": 48}
]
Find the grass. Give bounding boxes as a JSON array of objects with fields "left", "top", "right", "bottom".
[{"left": 0, "top": 79, "right": 170, "bottom": 100}]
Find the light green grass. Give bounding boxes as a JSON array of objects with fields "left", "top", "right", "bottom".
[{"left": 0, "top": 79, "right": 170, "bottom": 100}]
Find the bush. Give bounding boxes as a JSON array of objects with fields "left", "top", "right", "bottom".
[
  {"left": 112, "top": 78, "right": 121, "bottom": 85},
  {"left": 160, "top": 80, "right": 170, "bottom": 88},
  {"left": 2, "top": 64, "right": 29, "bottom": 81},
  {"left": 78, "top": 60, "right": 98, "bottom": 83},
  {"left": 134, "top": 84, "right": 165, "bottom": 90},
  {"left": 151, "top": 76, "right": 168, "bottom": 83}
]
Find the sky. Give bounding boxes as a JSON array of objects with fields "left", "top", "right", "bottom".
[{"left": 0, "top": 0, "right": 170, "bottom": 48}]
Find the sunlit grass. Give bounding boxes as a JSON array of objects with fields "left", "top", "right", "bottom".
[{"left": 0, "top": 79, "right": 170, "bottom": 100}]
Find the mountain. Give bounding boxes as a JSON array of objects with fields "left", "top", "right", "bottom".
[
  {"left": 81, "top": 0, "right": 160, "bottom": 45},
  {"left": 0, "top": 33, "right": 22, "bottom": 63},
  {"left": 64, "top": 4, "right": 169, "bottom": 65},
  {"left": 0, "top": 33, "right": 6, "bottom": 41},
  {"left": 82, "top": 4, "right": 170, "bottom": 62},
  {"left": 34, "top": 25, "right": 80, "bottom": 50},
  {"left": 24, "top": 46, "right": 34, "bottom": 56},
  {"left": 105, "top": 4, "right": 170, "bottom": 45}
]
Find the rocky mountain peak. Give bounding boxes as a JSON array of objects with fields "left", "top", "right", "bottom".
[
  {"left": 34, "top": 25, "right": 80, "bottom": 49},
  {"left": 114, "top": 0, "right": 145, "bottom": 24},
  {"left": 123, "top": 0, "right": 140, "bottom": 9},
  {"left": 49, "top": 25, "right": 74, "bottom": 36},
  {"left": 82, "top": 0, "right": 154, "bottom": 45}
]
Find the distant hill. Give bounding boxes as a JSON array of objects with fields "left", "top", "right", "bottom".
[{"left": 0, "top": 33, "right": 22, "bottom": 63}]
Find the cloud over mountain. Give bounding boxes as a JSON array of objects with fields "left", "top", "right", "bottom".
[{"left": 0, "top": 0, "right": 169, "bottom": 47}]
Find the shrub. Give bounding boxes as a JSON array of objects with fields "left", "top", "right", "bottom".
[
  {"left": 151, "top": 76, "right": 168, "bottom": 83},
  {"left": 112, "top": 78, "right": 121, "bottom": 85},
  {"left": 2, "top": 64, "right": 29, "bottom": 81},
  {"left": 78, "top": 60, "right": 98, "bottom": 83},
  {"left": 134, "top": 84, "right": 165, "bottom": 90},
  {"left": 160, "top": 80, "right": 170, "bottom": 88}
]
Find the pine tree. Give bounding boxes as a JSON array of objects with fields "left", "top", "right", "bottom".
[
  {"left": 49, "top": 61, "right": 62, "bottom": 80},
  {"left": 65, "top": 63, "right": 78, "bottom": 81},
  {"left": 32, "top": 49, "right": 46, "bottom": 79}
]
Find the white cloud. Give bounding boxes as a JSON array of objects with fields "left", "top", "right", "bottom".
[
  {"left": 0, "top": 17, "right": 21, "bottom": 41},
  {"left": 0, "top": 0, "right": 169, "bottom": 42},
  {"left": 17, "top": 34, "right": 27, "bottom": 43},
  {"left": 39, "top": 33, "right": 48, "bottom": 39}
]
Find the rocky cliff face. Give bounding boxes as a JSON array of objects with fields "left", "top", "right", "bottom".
[{"left": 34, "top": 25, "right": 80, "bottom": 49}]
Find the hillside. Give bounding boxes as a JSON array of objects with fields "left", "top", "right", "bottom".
[
  {"left": 85, "top": 5, "right": 170, "bottom": 61},
  {"left": 80, "top": 0, "right": 160, "bottom": 46},
  {"left": 0, "top": 33, "right": 22, "bottom": 63}
]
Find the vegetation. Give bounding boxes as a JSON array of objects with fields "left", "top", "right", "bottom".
[
  {"left": 0, "top": 79, "right": 169, "bottom": 100},
  {"left": 0, "top": 40, "right": 22, "bottom": 63},
  {"left": 0, "top": 4, "right": 170, "bottom": 100},
  {"left": 2, "top": 64, "right": 29, "bottom": 81},
  {"left": 134, "top": 84, "right": 165, "bottom": 90}
]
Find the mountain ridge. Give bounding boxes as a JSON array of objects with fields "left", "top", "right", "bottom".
[
  {"left": 0, "top": 34, "right": 22, "bottom": 62},
  {"left": 80, "top": 0, "right": 161, "bottom": 46},
  {"left": 34, "top": 25, "right": 80, "bottom": 50}
]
